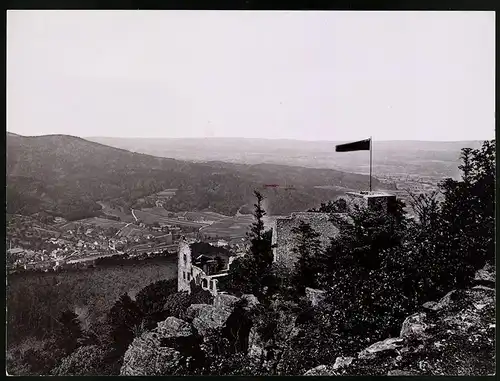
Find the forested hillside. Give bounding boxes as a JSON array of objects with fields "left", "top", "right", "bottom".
[{"left": 6, "top": 133, "right": 386, "bottom": 219}]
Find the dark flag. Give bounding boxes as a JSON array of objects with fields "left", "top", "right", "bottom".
[{"left": 335, "top": 138, "right": 371, "bottom": 152}]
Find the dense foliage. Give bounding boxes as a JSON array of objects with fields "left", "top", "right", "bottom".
[
  {"left": 6, "top": 257, "right": 177, "bottom": 347},
  {"left": 290, "top": 221, "right": 324, "bottom": 294},
  {"left": 211, "top": 140, "right": 496, "bottom": 375},
  {"left": 276, "top": 140, "right": 496, "bottom": 374}
]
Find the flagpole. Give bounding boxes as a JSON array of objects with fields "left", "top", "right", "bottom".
[{"left": 369, "top": 137, "right": 372, "bottom": 192}]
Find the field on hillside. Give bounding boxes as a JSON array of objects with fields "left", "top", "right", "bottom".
[
  {"left": 97, "top": 201, "right": 134, "bottom": 222},
  {"left": 134, "top": 209, "right": 204, "bottom": 228},
  {"left": 59, "top": 217, "right": 129, "bottom": 231},
  {"left": 6, "top": 257, "right": 178, "bottom": 347},
  {"left": 182, "top": 211, "right": 229, "bottom": 222},
  {"left": 156, "top": 189, "right": 178, "bottom": 197},
  {"left": 200, "top": 215, "right": 254, "bottom": 238},
  {"left": 141, "top": 207, "right": 174, "bottom": 217}
]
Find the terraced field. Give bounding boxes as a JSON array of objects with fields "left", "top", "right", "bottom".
[
  {"left": 134, "top": 209, "right": 204, "bottom": 228},
  {"left": 59, "top": 217, "right": 128, "bottom": 231},
  {"left": 97, "top": 201, "right": 134, "bottom": 222},
  {"left": 200, "top": 215, "right": 254, "bottom": 239},
  {"left": 182, "top": 211, "right": 229, "bottom": 222}
]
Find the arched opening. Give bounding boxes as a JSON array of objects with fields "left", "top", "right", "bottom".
[{"left": 202, "top": 278, "right": 208, "bottom": 289}]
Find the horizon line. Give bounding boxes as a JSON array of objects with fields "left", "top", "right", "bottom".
[{"left": 7, "top": 131, "right": 491, "bottom": 143}]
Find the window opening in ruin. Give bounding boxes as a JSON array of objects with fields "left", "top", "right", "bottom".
[{"left": 202, "top": 279, "right": 208, "bottom": 288}]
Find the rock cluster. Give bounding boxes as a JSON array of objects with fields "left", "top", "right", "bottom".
[
  {"left": 120, "top": 317, "right": 193, "bottom": 376},
  {"left": 120, "top": 293, "right": 256, "bottom": 376},
  {"left": 304, "top": 264, "right": 495, "bottom": 376}
]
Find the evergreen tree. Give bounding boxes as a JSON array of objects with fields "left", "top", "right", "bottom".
[
  {"left": 248, "top": 190, "right": 266, "bottom": 242},
  {"left": 438, "top": 140, "right": 495, "bottom": 286},
  {"left": 105, "top": 293, "right": 143, "bottom": 373},
  {"left": 247, "top": 191, "right": 273, "bottom": 270},
  {"left": 54, "top": 310, "right": 83, "bottom": 356},
  {"left": 220, "top": 191, "right": 274, "bottom": 300},
  {"left": 135, "top": 279, "right": 177, "bottom": 330},
  {"left": 291, "top": 221, "right": 323, "bottom": 294}
]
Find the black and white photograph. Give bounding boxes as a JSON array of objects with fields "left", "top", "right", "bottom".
[{"left": 6, "top": 10, "right": 495, "bottom": 376}]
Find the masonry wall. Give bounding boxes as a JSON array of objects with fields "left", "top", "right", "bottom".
[
  {"left": 177, "top": 241, "right": 192, "bottom": 292},
  {"left": 177, "top": 239, "right": 227, "bottom": 296},
  {"left": 345, "top": 192, "right": 397, "bottom": 215},
  {"left": 272, "top": 212, "right": 340, "bottom": 269}
]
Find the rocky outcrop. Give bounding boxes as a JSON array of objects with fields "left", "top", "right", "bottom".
[
  {"left": 303, "top": 265, "right": 495, "bottom": 376},
  {"left": 120, "top": 317, "right": 195, "bottom": 376},
  {"left": 120, "top": 293, "right": 260, "bottom": 376},
  {"left": 358, "top": 337, "right": 404, "bottom": 360},
  {"left": 213, "top": 293, "right": 239, "bottom": 310},
  {"left": 303, "top": 356, "right": 354, "bottom": 376},
  {"left": 474, "top": 263, "right": 495, "bottom": 286},
  {"left": 185, "top": 303, "right": 233, "bottom": 338}
]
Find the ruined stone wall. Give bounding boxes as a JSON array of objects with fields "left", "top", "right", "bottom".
[
  {"left": 346, "top": 192, "right": 397, "bottom": 215},
  {"left": 178, "top": 240, "right": 227, "bottom": 296},
  {"left": 272, "top": 212, "right": 340, "bottom": 269},
  {"left": 177, "top": 241, "right": 192, "bottom": 292}
]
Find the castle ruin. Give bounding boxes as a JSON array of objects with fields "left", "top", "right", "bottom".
[
  {"left": 271, "top": 191, "right": 397, "bottom": 269},
  {"left": 177, "top": 239, "right": 230, "bottom": 296}
]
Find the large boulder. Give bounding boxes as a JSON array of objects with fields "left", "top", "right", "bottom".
[
  {"left": 426, "top": 290, "right": 458, "bottom": 311},
  {"left": 120, "top": 317, "right": 194, "bottom": 376},
  {"left": 400, "top": 312, "right": 429, "bottom": 340},
  {"left": 474, "top": 263, "right": 495, "bottom": 286},
  {"left": 303, "top": 357, "right": 354, "bottom": 376},
  {"left": 358, "top": 337, "right": 404, "bottom": 360},
  {"left": 213, "top": 293, "right": 239, "bottom": 310},
  {"left": 304, "top": 364, "right": 337, "bottom": 376},
  {"left": 121, "top": 293, "right": 262, "bottom": 376},
  {"left": 185, "top": 303, "right": 233, "bottom": 338},
  {"left": 333, "top": 356, "right": 354, "bottom": 370}
]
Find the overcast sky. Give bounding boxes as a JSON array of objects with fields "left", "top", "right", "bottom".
[{"left": 7, "top": 11, "right": 495, "bottom": 141}]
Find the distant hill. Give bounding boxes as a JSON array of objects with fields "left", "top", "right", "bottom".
[
  {"left": 7, "top": 133, "right": 388, "bottom": 219},
  {"left": 88, "top": 137, "right": 485, "bottom": 179}
]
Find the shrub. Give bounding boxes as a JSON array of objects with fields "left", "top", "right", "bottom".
[{"left": 51, "top": 345, "right": 106, "bottom": 376}]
